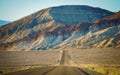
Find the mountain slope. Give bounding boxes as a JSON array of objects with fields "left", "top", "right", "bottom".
[
  {"left": 1, "top": 5, "right": 119, "bottom": 51},
  {"left": 60, "top": 12, "right": 120, "bottom": 48}
]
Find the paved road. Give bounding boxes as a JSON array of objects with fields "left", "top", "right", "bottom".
[
  {"left": 60, "top": 50, "right": 70, "bottom": 65},
  {"left": 4, "top": 50, "right": 102, "bottom": 75}
]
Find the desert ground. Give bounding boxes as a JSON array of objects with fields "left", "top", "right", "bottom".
[{"left": 0, "top": 48, "right": 120, "bottom": 75}]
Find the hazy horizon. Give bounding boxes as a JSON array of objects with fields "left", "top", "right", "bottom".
[{"left": 0, "top": 0, "right": 120, "bottom": 21}]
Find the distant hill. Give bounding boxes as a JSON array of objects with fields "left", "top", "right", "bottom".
[
  {"left": 0, "top": 20, "right": 10, "bottom": 26},
  {"left": 0, "top": 5, "right": 120, "bottom": 51}
]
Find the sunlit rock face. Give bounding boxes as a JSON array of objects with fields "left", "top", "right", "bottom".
[{"left": 1, "top": 5, "right": 120, "bottom": 51}]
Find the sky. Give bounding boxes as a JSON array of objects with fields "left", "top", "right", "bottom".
[{"left": 0, "top": 0, "right": 120, "bottom": 21}]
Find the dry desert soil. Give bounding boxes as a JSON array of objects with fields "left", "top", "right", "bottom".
[{"left": 0, "top": 48, "right": 120, "bottom": 75}]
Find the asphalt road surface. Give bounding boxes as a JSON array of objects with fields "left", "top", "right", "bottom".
[{"left": 4, "top": 50, "right": 102, "bottom": 75}]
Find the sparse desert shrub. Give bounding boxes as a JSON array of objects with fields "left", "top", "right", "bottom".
[
  {"left": 86, "top": 66, "right": 94, "bottom": 70},
  {"left": 111, "top": 72, "right": 120, "bottom": 75},
  {"left": 2, "top": 66, "right": 32, "bottom": 74},
  {"left": 86, "top": 66, "right": 109, "bottom": 75},
  {"left": 115, "top": 65, "right": 120, "bottom": 69},
  {"left": 96, "top": 68, "right": 109, "bottom": 75}
]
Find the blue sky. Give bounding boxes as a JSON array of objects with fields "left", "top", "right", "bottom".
[{"left": 0, "top": 0, "right": 120, "bottom": 21}]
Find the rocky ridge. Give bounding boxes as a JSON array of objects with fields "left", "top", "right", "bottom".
[{"left": 0, "top": 5, "right": 119, "bottom": 51}]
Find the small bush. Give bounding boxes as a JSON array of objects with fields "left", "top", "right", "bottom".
[
  {"left": 96, "top": 68, "right": 109, "bottom": 75},
  {"left": 86, "top": 66, "right": 94, "bottom": 70},
  {"left": 111, "top": 72, "right": 120, "bottom": 75}
]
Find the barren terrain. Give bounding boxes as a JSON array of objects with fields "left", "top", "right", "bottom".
[{"left": 0, "top": 48, "right": 120, "bottom": 75}]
